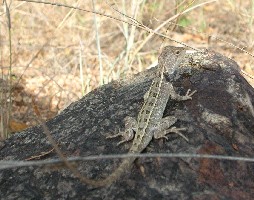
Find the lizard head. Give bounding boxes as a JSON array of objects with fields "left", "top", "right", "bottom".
[
  {"left": 158, "top": 46, "right": 188, "bottom": 75},
  {"left": 159, "top": 46, "right": 215, "bottom": 81}
]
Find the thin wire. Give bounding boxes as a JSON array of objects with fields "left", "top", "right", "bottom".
[{"left": 1, "top": 153, "right": 254, "bottom": 170}]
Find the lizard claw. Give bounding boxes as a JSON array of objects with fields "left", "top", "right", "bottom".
[
  {"left": 161, "top": 136, "right": 169, "bottom": 140},
  {"left": 185, "top": 89, "right": 197, "bottom": 99},
  {"left": 106, "top": 128, "right": 122, "bottom": 139},
  {"left": 107, "top": 127, "right": 134, "bottom": 146},
  {"left": 167, "top": 127, "right": 189, "bottom": 142},
  {"left": 117, "top": 140, "right": 127, "bottom": 146}
]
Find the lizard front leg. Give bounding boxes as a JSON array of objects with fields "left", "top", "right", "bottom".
[
  {"left": 168, "top": 84, "right": 196, "bottom": 101},
  {"left": 106, "top": 116, "right": 138, "bottom": 146}
]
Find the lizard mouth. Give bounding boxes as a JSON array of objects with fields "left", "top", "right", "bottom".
[{"left": 186, "top": 50, "right": 198, "bottom": 54}]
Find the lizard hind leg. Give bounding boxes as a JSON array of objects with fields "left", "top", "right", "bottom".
[
  {"left": 106, "top": 116, "right": 138, "bottom": 146},
  {"left": 166, "top": 127, "right": 188, "bottom": 141},
  {"left": 153, "top": 116, "right": 189, "bottom": 141},
  {"left": 154, "top": 126, "right": 188, "bottom": 141}
]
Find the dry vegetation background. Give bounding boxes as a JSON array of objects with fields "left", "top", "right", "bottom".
[{"left": 0, "top": 0, "right": 254, "bottom": 140}]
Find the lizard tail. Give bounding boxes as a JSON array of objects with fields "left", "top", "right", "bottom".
[{"left": 78, "top": 157, "right": 135, "bottom": 188}]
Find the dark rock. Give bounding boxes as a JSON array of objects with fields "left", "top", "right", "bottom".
[{"left": 0, "top": 49, "right": 254, "bottom": 200}]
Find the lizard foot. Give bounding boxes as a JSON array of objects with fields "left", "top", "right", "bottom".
[
  {"left": 157, "top": 127, "right": 189, "bottom": 142},
  {"left": 106, "top": 129, "right": 131, "bottom": 146},
  {"left": 106, "top": 116, "right": 137, "bottom": 146},
  {"left": 184, "top": 89, "right": 197, "bottom": 100}
]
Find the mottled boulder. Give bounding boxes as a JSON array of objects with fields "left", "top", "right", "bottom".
[{"left": 0, "top": 49, "right": 254, "bottom": 200}]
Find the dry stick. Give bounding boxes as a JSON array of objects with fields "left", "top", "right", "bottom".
[
  {"left": 107, "top": 0, "right": 208, "bottom": 53},
  {"left": 105, "top": 0, "right": 144, "bottom": 27},
  {"left": 0, "top": 2, "right": 26, "bottom": 17},
  {"left": 92, "top": 0, "right": 103, "bottom": 85},
  {"left": 31, "top": 99, "right": 104, "bottom": 186},
  {"left": 25, "top": 147, "right": 55, "bottom": 161},
  {"left": 57, "top": 0, "right": 81, "bottom": 29},
  {"left": 161, "top": 0, "right": 196, "bottom": 43},
  {"left": 107, "top": 0, "right": 254, "bottom": 60},
  {"left": 16, "top": 0, "right": 200, "bottom": 50},
  {"left": 170, "top": 0, "right": 194, "bottom": 31},
  {"left": 16, "top": 0, "right": 202, "bottom": 87},
  {"left": 104, "top": 0, "right": 213, "bottom": 68},
  {"left": 163, "top": 15, "right": 254, "bottom": 58},
  {"left": 166, "top": 22, "right": 254, "bottom": 59},
  {"left": 14, "top": 42, "right": 49, "bottom": 89},
  {"left": 13, "top": 0, "right": 254, "bottom": 59},
  {"left": 3, "top": 41, "right": 50, "bottom": 104},
  {"left": 241, "top": 69, "right": 254, "bottom": 80},
  {"left": 122, "top": 0, "right": 216, "bottom": 65},
  {"left": 105, "top": 1, "right": 144, "bottom": 74},
  {"left": 159, "top": 0, "right": 197, "bottom": 57},
  {"left": 3, "top": 0, "right": 12, "bottom": 139},
  {"left": 123, "top": 1, "right": 141, "bottom": 72},
  {"left": 79, "top": 39, "right": 85, "bottom": 96}
]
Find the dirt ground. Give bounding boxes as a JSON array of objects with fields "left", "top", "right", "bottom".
[{"left": 0, "top": 0, "right": 254, "bottom": 138}]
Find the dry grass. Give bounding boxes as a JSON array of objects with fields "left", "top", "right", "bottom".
[{"left": 0, "top": 0, "right": 254, "bottom": 139}]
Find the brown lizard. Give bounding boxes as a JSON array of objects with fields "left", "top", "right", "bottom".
[{"left": 82, "top": 46, "right": 197, "bottom": 187}]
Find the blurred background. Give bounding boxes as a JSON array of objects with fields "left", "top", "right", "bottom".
[{"left": 0, "top": 0, "right": 254, "bottom": 139}]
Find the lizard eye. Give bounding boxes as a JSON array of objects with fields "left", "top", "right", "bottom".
[{"left": 175, "top": 50, "right": 180, "bottom": 55}]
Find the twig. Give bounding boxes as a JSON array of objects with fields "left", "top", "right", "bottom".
[
  {"left": 16, "top": 0, "right": 202, "bottom": 50},
  {"left": 2, "top": 0, "right": 12, "bottom": 139},
  {"left": 12, "top": 0, "right": 254, "bottom": 59},
  {"left": 241, "top": 69, "right": 254, "bottom": 80},
  {"left": 92, "top": 0, "right": 103, "bottom": 85}
]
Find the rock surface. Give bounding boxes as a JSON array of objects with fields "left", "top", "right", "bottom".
[{"left": 0, "top": 49, "right": 254, "bottom": 199}]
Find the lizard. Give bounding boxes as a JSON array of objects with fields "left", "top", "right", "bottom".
[{"left": 81, "top": 46, "right": 197, "bottom": 187}]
